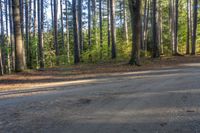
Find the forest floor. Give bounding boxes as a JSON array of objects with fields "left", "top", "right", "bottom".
[
  {"left": 0, "top": 56, "right": 200, "bottom": 91},
  {"left": 0, "top": 56, "right": 200, "bottom": 132}
]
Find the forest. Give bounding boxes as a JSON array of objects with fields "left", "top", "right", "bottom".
[
  {"left": 1, "top": 0, "right": 200, "bottom": 132},
  {"left": 0, "top": 0, "right": 199, "bottom": 75}
]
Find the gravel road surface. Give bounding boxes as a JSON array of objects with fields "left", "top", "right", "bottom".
[{"left": 1, "top": 63, "right": 200, "bottom": 133}]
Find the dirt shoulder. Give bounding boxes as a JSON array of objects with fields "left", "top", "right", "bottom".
[{"left": 0, "top": 56, "right": 199, "bottom": 91}]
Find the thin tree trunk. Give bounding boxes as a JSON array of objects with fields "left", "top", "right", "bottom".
[
  {"left": 186, "top": 0, "right": 190, "bottom": 54},
  {"left": 33, "top": 0, "right": 37, "bottom": 36},
  {"left": 54, "top": 0, "right": 59, "bottom": 65},
  {"left": 99, "top": 0, "right": 103, "bottom": 58},
  {"left": 158, "top": 1, "right": 163, "bottom": 55},
  {"left": 9, "top": 0, "right": 15, "bottom": 71},
  {"left": 5, "top": 0, "right": 11, "bottom": 73},
  {"left": 174, "top": 0, "right": 179, "bottom": 55},
  {"left": 29, "top": 0, "right": 33, "bottom": 68},
  {"left": 88, "top": 0, "right": 91, "bottom": 47},
  {"left": 0, "top": 48, "right": 3, "bottom": 75},
  {"left": 60, "top": 0, "right": 65, "bottom": 49},
  {"left": 152, "top": 0, "right": 160, "bottom": 58},
  {"left": 142, "top": 0, "right": 147, "bottom": 50},
  {"left": 25, "top": 0, "right": 30, "bottom": 68},
  {"left": 1, "top": 0, "right": 6, "bottom": 73},
  {"left": 144, "top": 0, "right": 150, "bottom": 55},
  {"left": 72, "top": 0, "right": 80, "bottom": 64},
  {"left": 191, "top": 0, "right": 198, "bottom": 55},
  {"left": 38, "top": 0, "right": 45, "bottom": 69},
  {"left": 169, "top": 0, "right": 174, "bottom": 53},
  {"left": 0, "top": 1, "right": 4, "bottom": 75},
  {"left": 92, "top": 0, "right": 97, "bottom": 45},
  {"left": 123, "top": 0, "right": 128, "bottom": 44},
  {"left": 107, "top": 0, "right": 111, "bottom": 53},
  {"left": 78, "top": 0, "right": 83, "bottom": 52},
  {"left": 51, "top": 0, "right": 54, "bottom": 28},
  {"left": 110, "top": 0, "right": 117, "bottom": 59},
  {"left": 65, "top": 0, "right": 70, "bottom": 63}
]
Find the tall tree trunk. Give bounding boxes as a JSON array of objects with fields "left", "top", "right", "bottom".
[
  {"left": 186, "top": 0, "right": 191, "bottom": 54},
  {"left": 12, "top": 0, "right": 26, "bottom": 72},
  {"left": 174, "top": 0, "right": 179, "bottom": 55},
  {"left": 123, "top": 0, "right": 128, "bottom": 45},
  {"left": 99, "top": 0, "right": 103, "bottom": 58},
  {"left": 0, "top": 1, "right": 6, "bottom": 73},
  {"left": 143, "top": 0, "right": 150, "bottom": 55},
  {"left": 19, "top": 0, "right": 24, "bottom": 39},
  {"left": 92, "top": 0, "right": 97, "bottom": 45},
  {"left": 5, "top": 0, "right": 11, "bottom": 73},
  {"left": 110, "top": 0, "right": 117, "bottom": 59},
  {"left": 29, "top": 0, "right": 33, "bottom": 68},
  {"left": 78, "top": 0, "right": 83, "bottom": 52},
  {"left": 72, "top": 0, "right": 80, "bottom": 64},
  {"left": 152, "top": 0, "right": 160, "bottom": 58},
  {"left": 88, "top": 0, "right": 91, "bottom": 47},
  {"left": 158, "top": 1, "right": 163, "bottom": 55},
  {"left": 169, "top": 0, "right": 174, "bottom": 53},
  {"left": 9, "top": 0, "right": 15, "bottom": 71},
  {"left": 0, "top": 1, "right": 4, "bottom": 75},
  {"left": 191, "top": 0, "right": 198, "bottom": 55},
  {"left": 107, "top": 0, "right": 111, "bottom": 51},
  {"left": 65, "top": 0, "right": 70, "bottom": 63},
  {"left": 60, "top": 0, "right": 65, "bottom": 49},
  {"left": 0, "top": 48, "right": 3, "bottom": 75},
  {"left": 33, "top": 0, "right": 37, "bottom": 36},
  {"left": 128, "top": 0, "right": 141, "bottom": 65},
  {"left": 54, "top": 0, "right": 59, "bottom": 65},
  {"left": 38, "top": 0, "right": 45, "bottom": 69},
  {"left": 25, "top": 0, "right": 30, "bottom": 68},
  {"left": 51, "top": 0, "right": 54, "bottom": 28}
]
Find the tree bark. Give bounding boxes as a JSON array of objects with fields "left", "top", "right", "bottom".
[
  {"left": 12, "top": 0, "right": 26, "bottom": 72},
  {"left": 174, "top": 0, "right": 179, "bottom": 55},
  {"left": 110, "top": 0, "right": 117, "bottom": 59},
  {"left": 128, "top": 0, "right": 141, "bottom": 65},
  {"left": 107, "top": 0, "right": 111, "bottom": 51},
  {"left": 65, "top": 0, "right": 70, "bottom": 63},
  {"left": 60, "top": 0, "right": 65, "bottom": 49},
  {"left": 38, "top": 0, "right": 45, "bottom": 69},
  {"left": 0, "top": 1, "right": 4, "bottom": 75},
  {"left": 123, "top": 0, "right": 128, "bottom": 44},
  {"left": 9, "top": 0, "right": 15, "bottom": 71},
  {"left": 92, "top": 0, "right": 97, "bottom": 45},
  {"left": 152, "top": 0, "right": 160, "bottom": 58},
  {"left": 143, "top": 0, "right": 150, "bottom": 55},
  {"left": 19, "top": 0, "right": 24, "bottom": 39},
  {"left": 186, "top": 0, "right": 191, "bottom": 54},
  {"left": 33, "top": 0, "right": 37, "bottom": 36},
  {"left": 191, "top": 0, "right": 198, "bottom": 55},
  {"left": 25, "top": 0, "right": 30, "bottom": 68},
  {"left": 78, "top": 0, "right": 83, "bottom": 52},
  {"left": 72, "top": 0, "right": 80, "bottom": 64},
  {"left": 54, "top": 0, "right": 59, "bottom": 65},
  {"left": 88, "top": 0, "right": 91, "bottom": 47},
  {"left": 99, "top": 0, "right": 103, "bottom": 58}
]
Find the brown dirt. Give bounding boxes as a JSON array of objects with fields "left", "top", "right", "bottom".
[{"left": 0, "top": 56, "right": 199, "bottom": 91}]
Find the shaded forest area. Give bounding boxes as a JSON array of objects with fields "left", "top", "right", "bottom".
[{"left": 0, "top": 0, "right": 200, "bottom": 76}]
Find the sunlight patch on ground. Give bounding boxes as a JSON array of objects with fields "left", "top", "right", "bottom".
[{"left": 181, "top": 63, "right": 200, "bottom": 67}]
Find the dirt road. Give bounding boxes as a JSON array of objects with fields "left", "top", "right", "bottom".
[{"left": 1, "top": 63, "right": 200, "bottom": 133}]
